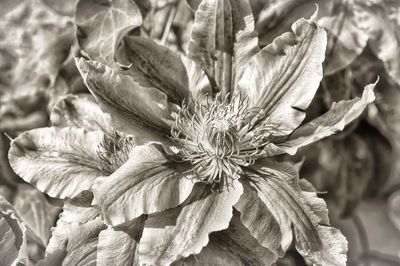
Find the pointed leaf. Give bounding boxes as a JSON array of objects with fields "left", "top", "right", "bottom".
[{"left": 75, "top": 0, "right": 142, "bottom": 65}]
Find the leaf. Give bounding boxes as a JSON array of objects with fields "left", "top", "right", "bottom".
[
  {"left": 174, "top": 211, "right": 276, "bottom": 266},
  {"left": 238, "top": 13, "right": 327, "bottom": 136},
  {"left": 138, "top": 181, "right": 243, "bottom": 265},
  {"left": 0, "top": 195, "right": 27, "bottom": 266},
  {"left": 14, "top": 184, "right": 61, "bottom": 247},
  {"left": 276, "top": 82, "right": 376, "bottom": 155},
  {"left": 76, "top": 58, "right": 179, "bottom": 143},
  {"left": 9, "top": 127, "right": 105, "bottom": 199},
  {"left": 92, "top": 143, "right": 196, "bottom": 226},
  {"left": 75, "top": 0, "right": 142, "bottom": 66},
  {"left": 187, "top": 0, "right": 259, "bottom": 97},
  {"left": 238, "top": 160, "right": 347, "bottom": 266},
  {"left": 50, "top": 94, "right": 113, "bottom": 134}
]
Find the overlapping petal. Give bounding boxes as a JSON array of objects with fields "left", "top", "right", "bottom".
[
  {"left": 174, "top": 212, "right": 276, "bottom": 266},
  {"left": 50, "top": 94, "right": 113, "bottom": 134},
  {"left": 187, "top": 0, "right": 259, "bottom": 96},
  {"left": 76, "top": 58, "right": 179, "bottom": 142},
  {"left": 0, "top": 195, "right": 27, "bottom": 266},
  {"left": 92, "top": 143, "right": 196, "bottom": 226},
  {"left": 238, "top": 13, "right": 327, "bottom": 136},
  {"left": 237, "top": 160, "right": 347, "bottom": 266},
  {"left": 9, "top": 127, "right": 104, "bottom": 199},
  {"left": 138, "top": 180, "right": 243, "bottom": 265},
  {"left": 276, "top": 82, "right": 376, "bottom": 155}
]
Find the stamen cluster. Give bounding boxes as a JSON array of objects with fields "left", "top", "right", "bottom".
[{"left": 172, "top": 94, "right": 273, "bottom": 187}]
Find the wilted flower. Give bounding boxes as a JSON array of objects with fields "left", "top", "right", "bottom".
[{"left": 9, "top": 0, "right": 376, "bottom": 265}]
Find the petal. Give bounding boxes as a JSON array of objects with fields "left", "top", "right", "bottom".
[
  {"left": 50, "top": 94, "right": 113, "bottom": 134},
  {"left": 9, "top": 127, "right": 104, "bottom": 199},
  {"left": 123, "top": 36, "right": 190, "bottom": 103},
  {"left": 187, "top": 0, "right": 259, "bottom": 97},
  {"left": 238, "top": 13, "right": 327, "bottom": 135},
  {"left": 75, "top": 0, "right": 142, "bottom": 66},
  {"left": 76, "top": 58, "right": 178, "bottom": 142},
  {"left": 97, "top": 216, "right": 146, "bottom": 266},
  {"left": 276, "top": 82, "right": 376, "bottom": 155},
  {"left": 0, "top": 195, "right": 27, "bottom": 266},
  {"left": 41, "top": 204, "right": 105, "bottom": 266},
  {"left": 239, "top": 160, "right": 347, "bottom": 266},
  {"left": 180, "top": 56, "right": 212, "bottom": 99},
  {"left": 139, "top": 181, "right": 243, "bottom": 265},
  {"left": 13, "top": 184, "right": 61, "bottom": 247},
  {"left": 92, "top": 143, "right": 196, "bottom": 226},
  {"left": 175, "top": 211, "right": 276, "bottom": 266}
]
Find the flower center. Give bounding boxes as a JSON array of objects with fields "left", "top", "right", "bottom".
[{"left": 172, "top": 94, "right": 271, "bottom": 188}]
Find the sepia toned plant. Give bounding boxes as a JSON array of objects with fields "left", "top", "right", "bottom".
[{"left": 2, "top": 0, "right": 386, "bottom": 265}]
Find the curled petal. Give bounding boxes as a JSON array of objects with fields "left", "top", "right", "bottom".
[
  {"left": 276, "top": 82, "right": 376, "bottom": 155},
  {"left": 92, "top": 144, "right": 196, "bottom": 226},
  {"left": 139, "top": 181, "right": 243, "bottom": 265},
  {"left": 238, "top": 160, "right": 347, "bottom": 266},
  {"left": 9, "top": 127, "right": 104, "bottom": 199},
  {"left": 238, "top": 13, "right": 327, "bottom": 135}
]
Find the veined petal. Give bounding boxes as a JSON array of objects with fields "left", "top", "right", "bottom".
[
  {"left": 187, "top": 0, "right": 259, "bottom": 97},
  {"left": 239, "top": 160, "right": 347, "bottom": 266},
  {"left": 139, "top": 181, "right": 243, "bottom": 265},
  {"left": 276, "top": 82, "right": 376, "bottom": 155},
  {"left": 8, "top": 127, "right": 104, "bottom": 199},
  {"left": 41, "top": 204, "right": 105, "bottom": 266},
  {"left": 181, "top": 56, "right": 212, "bottom": 99},
  {"left": 123, "top": 36, "right": 190, "bottom": 104},
  {"left": 92, "top": 144, "right": 196, "bottom": 226},
  {"left": 97, "top": 215, "right": 146, "bottom": 266},
  {"left": 50, "top": 94, "right": 113, "bottom": 134},
  {"left": 238, "top": 13, "right": 327, "bottom": 136},
  {"left": 174, "top": 212, "right": 276, "bottom": 266},
  {"left": 75, "top": 0, "right": 142, "bottom": 66},
  {"left": 0, "top": 195, "right": 28, "bottom": 266},
  {"left": 76, "top": 58, "right": 178, "bottom": 142}
]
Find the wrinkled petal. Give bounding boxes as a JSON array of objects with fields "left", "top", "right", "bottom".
[
  {"left": 0, "top": 195, "right": 28, "bottom": 266},
  {"left": 238, "top": 12, "right": 327, "bottom": 136},
  {"left": 123, "top": 36, "right": 190, "bottom": 103},
  {"left": 9, "top": 127, "right": 104, "bottom": 199},
  {"left": 187, "top": 0, "right": 259, "bottom": 96},
  {"left": 175, "top": 211, "right": 276, "bottom": 266},
  {"left": 75, "top": 0, "right": 142, "bottom": 66},
  {"left": 50, "top": 94, "right": 113, "bottom": 134},
  {"left": 76, "top": 58, "right": 178, "bottom": 142},
  {"left": 92, "top": 143, "right": 196, "bottom": 226},
  {"left": 40, "top": 203, "right": 105, "bottom": 266},
  {"left": 139, "top": 181, "right": 243, "bottom": 265},
  {"left": 238, "top": 160, "right": 347, "bottom": 266},
  {"left": 97, "top": 216, "right": 146, "bottom": 266},
  {"left": 276, "top": 82, "right": 376, "bottom": 155},
  {"left": 180, "top": 56, "right": 212, "bottom": 99},
  {"left": 14, "top": 184, "right": 61, "bottom": 247}
]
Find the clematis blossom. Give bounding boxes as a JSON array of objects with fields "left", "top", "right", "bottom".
[{"left": 9, "top": 0, "right": 376, "bottom": 265}]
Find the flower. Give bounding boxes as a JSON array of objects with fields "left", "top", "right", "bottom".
[{"left": 9, "top": 0, "right": 376, "bottom": 265}]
